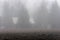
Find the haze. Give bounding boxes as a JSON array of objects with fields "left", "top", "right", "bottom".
[{"left": 0, "top": 0, "right": 60, "bottom": 32}]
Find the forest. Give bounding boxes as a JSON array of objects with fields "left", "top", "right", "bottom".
[{"left": 0, "top": 0, "right": 59, "bottom": 30}]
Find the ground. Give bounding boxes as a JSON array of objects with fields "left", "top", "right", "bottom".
[{"left": 0, "top": 29, "right": 60, "bottom": 40}]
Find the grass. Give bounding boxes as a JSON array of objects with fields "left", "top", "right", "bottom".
[{"left": 0, "top": 30, "right": 60, "bottom": 40}]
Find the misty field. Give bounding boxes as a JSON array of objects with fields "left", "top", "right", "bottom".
[{"left": 0, "top": 30, "right": 60, "bottom": 40}]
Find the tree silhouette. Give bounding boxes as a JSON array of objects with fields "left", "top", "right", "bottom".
[
  {"left": 3, "top": 1, "right": 13, "bottom": 28},
  {"left": 49, "top": 0, "right": 60, "bottom": 29},
  {"left": 0, "top": 16, "right": 2, "bottom": 27},
  {"left": 33, "top": 0, "right": 48, "bottom": 29},
  {"left": 12, "top": 1, "right": 31, "bottom": 28}
]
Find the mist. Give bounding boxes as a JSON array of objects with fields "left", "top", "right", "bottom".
[{"left": 0, "top": 0, "right": 60, "bottom": 31}]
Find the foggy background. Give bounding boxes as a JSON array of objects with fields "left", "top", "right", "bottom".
[{"left": 0, "top": 0, "right": 60, "bottom": 31}]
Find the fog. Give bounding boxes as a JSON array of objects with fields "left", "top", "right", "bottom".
[{"left": 0, "top": 0, "right": 60, "bottom": 31}]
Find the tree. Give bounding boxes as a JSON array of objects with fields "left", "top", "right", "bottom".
[
  {"left": 3, "top": 1, "right": 13, "bottom": 28},
  {"left": 49, "top": 0, "right": 60, "bottom": 29},
  {"left": 0, "top": 16, "right": 2, "bottom": 27},
  {"left": 33, "top": 0, "right": 48, "bottom": 29},
  {"left": 12, "top": 1, "right": 31, "bottom": 28}
]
